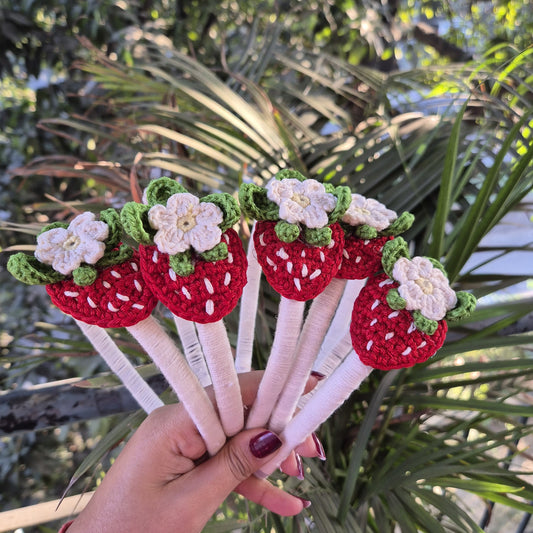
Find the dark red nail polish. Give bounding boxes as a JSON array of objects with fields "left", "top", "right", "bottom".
[
  {"left": 295, "top": 453, "right": 305, "bottom": 480},
  {"left": 312, "top": 432, "right": 326, "bottom": 461},
  {"left": 310, "top": 370, "right": 326, "bottom": 381},
  {"left": 249, "top": 431, "right": 282, "bottom": 458}
]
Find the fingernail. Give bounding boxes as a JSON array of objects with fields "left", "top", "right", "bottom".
[
  {"left": 310, "top": 370, "right": 326, "bottom": 381},
  {"left": 312, "top": 432, "right": 326, "bottom": 461},
  {"left": 249, "top": 431, "right": 282, "bottom": 458},
  {"left": 299, "top": 497, "right": 312, "bottom": 509},
  {"left": 295, "top": 453, "right": 305, "bottom": 480}
]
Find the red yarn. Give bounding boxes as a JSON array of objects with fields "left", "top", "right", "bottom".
[
  {"left": 350, "top": 273, "right": 448, "bottom": 370},
  {"left": 46, "top": 251, "right": 158, "bottom": 328},
  {"left": 139, "top": 228, "right": 247, "bottom": 324},
  {"left": 253, "top": 221, "right": 345, "bottom": 301},
  {"left": 337, "top": 235, "right": 393, "bottom": 280}
]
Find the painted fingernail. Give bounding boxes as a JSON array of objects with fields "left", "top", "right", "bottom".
[
  {"left": 295, "top": 453, "right": 305, "bottom": 480},
  {"left": 310, "top": 370, "right": 326, "bottom": 381},
  {"left": 312, "top": 432, "right": 326, "bottom": 461},
  {"left": 249, "top": 431, "right": 282, "bottom": 458},
  {"left": 298, "top": 497, "right": 312, "bottom": 508}
]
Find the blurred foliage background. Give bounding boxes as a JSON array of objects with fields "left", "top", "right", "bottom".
[{"left": 0, "top": 1, "right": 532, "bottom": 531}]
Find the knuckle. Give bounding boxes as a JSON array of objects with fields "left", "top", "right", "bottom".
[{"left": 223, "top": 445, "right": 253, "bottom": 481}]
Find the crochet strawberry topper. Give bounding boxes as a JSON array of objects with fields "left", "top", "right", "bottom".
[
  {"left": 7, "top": 209, "right": 227, "bottom": 454},
  {"left": 351, "top": 237, "right": 477, "bottom": 370},
  {"left": 258, "top": 240, "right": 477, "bottom": 477},
  {"left": 337, "top": 193, "right": 414, "bottom": 280},
  {"left": 121, "top": 177, "right": 247, "bottom": 437},
  {"left": 239, "top": 169, "right": 352, "bottom": 429}
]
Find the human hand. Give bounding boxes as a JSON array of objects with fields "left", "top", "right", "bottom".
[{"left": 68, "top": 371, "right": 323, "bottom": 533}]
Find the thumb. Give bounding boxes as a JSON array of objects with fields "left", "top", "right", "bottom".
[{"left": 189, "top": 429, "right": 282, "bottom": 500}]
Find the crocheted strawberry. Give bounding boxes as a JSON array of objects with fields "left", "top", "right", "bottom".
[
  {"left": 337, "top": 193, "right": 414, "bottom": 280},
  {"left": 7, "top": 210, "right": 157, "bottom": 328},
  {"left": 350, "top": 237, "right": 476, "bottom": 370},
  {"left": 239, "top": 169, "right": 351, "bottom": 301},
  {"left": 121, "top": 177, "right": 247, "bottom": 324}
]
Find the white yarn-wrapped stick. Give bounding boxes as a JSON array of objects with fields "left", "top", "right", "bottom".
[
  {"left": 235, "top": 224, "right": 262, "bottom": 373},
  {"left": 75, "top": 320, "right": 164, "bottom": 414},
  {"left": 127, "top": 315, "right": 227, "bottom": 455},
  {"left": 257, "top": 350, "right": 373, "bottom": 477},
  {"left": 245, "top": 297, "right": 306, "bottom": 429},
  {"left": 173, "top": 316, "right": 211, "bottom": 387},
  {"left": 268, "top": 278, "right": 347, "bottom": 433}
]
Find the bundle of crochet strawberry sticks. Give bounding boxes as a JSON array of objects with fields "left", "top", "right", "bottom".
[{"left": 7, "top": 169, "right": 476, "bottom": 475}]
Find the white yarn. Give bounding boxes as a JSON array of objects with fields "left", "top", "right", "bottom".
[
  {"left": 173, "top": 316, "right": 211, "bottom": 387},
  {"left": 257, "top": 351, "right": 373, "bottom": 477},
  {"left": 75, "top": 320, "right": 164, "bottom": 414},
  {"left": 127, "top": 316, "right": 226, "bottom": 455},
  {"left": 196, "top": 320, "right": 244, "bottom": 437},
  {"left": 245, "top": 297, "right": 305, "bottom": 429}
]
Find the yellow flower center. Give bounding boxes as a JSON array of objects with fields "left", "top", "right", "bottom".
[
  {"left": 354, "top": 206, "right": 371, "bottom": 216},
  {"left": 62, "top": 234, "right": 81, "bottom": 251},
  {"left": 291, "top": 193, "right": 311, "bottom": 208},
  {"left": 176, "top": 210, "right": 197, "bottom": 233},
  {"left": 415, "top": 277, "right": 434, "bottom": 295}
]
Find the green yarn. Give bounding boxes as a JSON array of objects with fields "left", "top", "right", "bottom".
[
  {"left": 239, "top": 183, "right": 279, "bottom": 221},
  {"left": 144, "top": 177, "right": 187, "bottom": 207},
  {"left": 413, "top": 310, "right": 438, "bottom": 335},
  {"left": 275, "top": 220, "right": 300, "bottom": 243},
  {"left": 303, "top": 226, "right": 332, "bottom": 247},
  {"left": 446, "top": 291, "right": 477, "bottom": 322},
  {"left": 200, "top": 242, "right": 228, "bottom": 262},
  {"left": 169, "top": 251, "right": 195, "bottom": 277},
  {"left": 97, "top": 244, "right": 134, "bottom": 268},
  {"left": 120, "top": 202, "right": 154, "bottom": 245},
  {"left": 7, "top": 253, "right": 64, "bottom": 285},
  {"left": 275, "top": 169, "right": 306, "bottom": 182},
  {"left": 72, "top": 265, "right": 98, "bottom": 286},
  {"left": 325, "top": 184, "right": 352, "bottom": 224},
  {"left": 201, "top": 193, "right": 240, "bottom": 231},
  {"left": 100, "top": 208, "right": 123, "bottom": 251},
  {"left": 427, "top": 257, "right": 448, "bottom": 276},
  {"left": 354, "top": 224, "right": 379, "bottom": 239},
  {"left": 382, "top": 211, "right": 415, "bottom": 237},
  {"left": 382, "top": 237, "right": 410, "bottom": 278},
  {"left": 386, "top": 288, "right": 407, "bottom": 310},
  {"left": 39, "top": 221, "right": 68, "bottom": 235}
]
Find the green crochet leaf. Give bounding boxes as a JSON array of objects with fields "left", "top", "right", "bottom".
[
  {"left": 427, "top": 257, "right": 448, "bottom": 276},
  {"left": 386, "top": 288, "right": 407, "bottom": 310},
  {"left": 303, "top": 226, "right": 332, "bottom": 247},
  {"left": 413, "top": 310, "right": 439, "bottom": 335},
  {"left": 446, "top": 291, "right": 477, "bottom": 322},
  {"left": 99, "top": 208, "right": 123, "bottom": 251},
  {"left": 145, "top": 177, "right": 187, "bottom": 207},
  {"left": 354, "top": 224, "right": 379, "bottom": 239},
  {"left": 121, "top": 202, "right": 154, "bottom": 245},
  {"left": 72, "top": 265, "right": 98, "bottom": 286},
  {"left": 169, "top": 251, "right": 195, "bottom": 277},
  {"left": 382, "top": 237, "right": 410, "bottom": 278},
  {"left": 239, "top": 183, "right": 279, "bottom": 221},
  {"left": 275, "top": 169, "right": 306, "bottom": 182},
  {"left": 97, "top": 244, "right": 134, "bottom": 268},
  {"left": 200, "top": 242, "right": 228, "bottom": 262},
  {"left": 7, "top": 253, "right": 65, "bottom": 285},
  {"left": 381, "top": 211, "right": 415, "bottom": 237},
  {"left": 201, "top": 193, "right": 240, "bottom": 232},
  {"left": 325, "top": 185, "right": 352, "bottom": 224},
  {"left": 38, "top": 221, "right": 68, "bottom": 235},
  {"left": 275, "top": 220, "right": 300, "bottom": 243}
]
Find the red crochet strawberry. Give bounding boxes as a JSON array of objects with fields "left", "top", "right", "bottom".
[
  {"left": 121, "top": 177, "right": 247, "bottom": 323},
  {"left": 337, "top": 193, "right": 414, "bottom": 280},
  {"left": 239, "top": 169, "right": 352, "bottom": 301},
  {"left": 350, "top": 237, "right": 476, "bottom": 370},
  {"left": 7, "top": 209, "right": 157, "bottom": 328}
]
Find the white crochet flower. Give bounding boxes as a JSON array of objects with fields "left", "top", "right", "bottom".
[
  {"left": 266, "top": 178, "right": 336, "bottom": 228},
  {"left": 393, "top": 256, "right": 457, "bottom": 321},
  {"left": 148, "top": 193, "right": 223, "bottom": 255},
  {"left": 35, "top": 212, "right": 109, "bottom": 275},
  {"left": 342, "top": 194, "right": 397, "bottom": 231}
]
